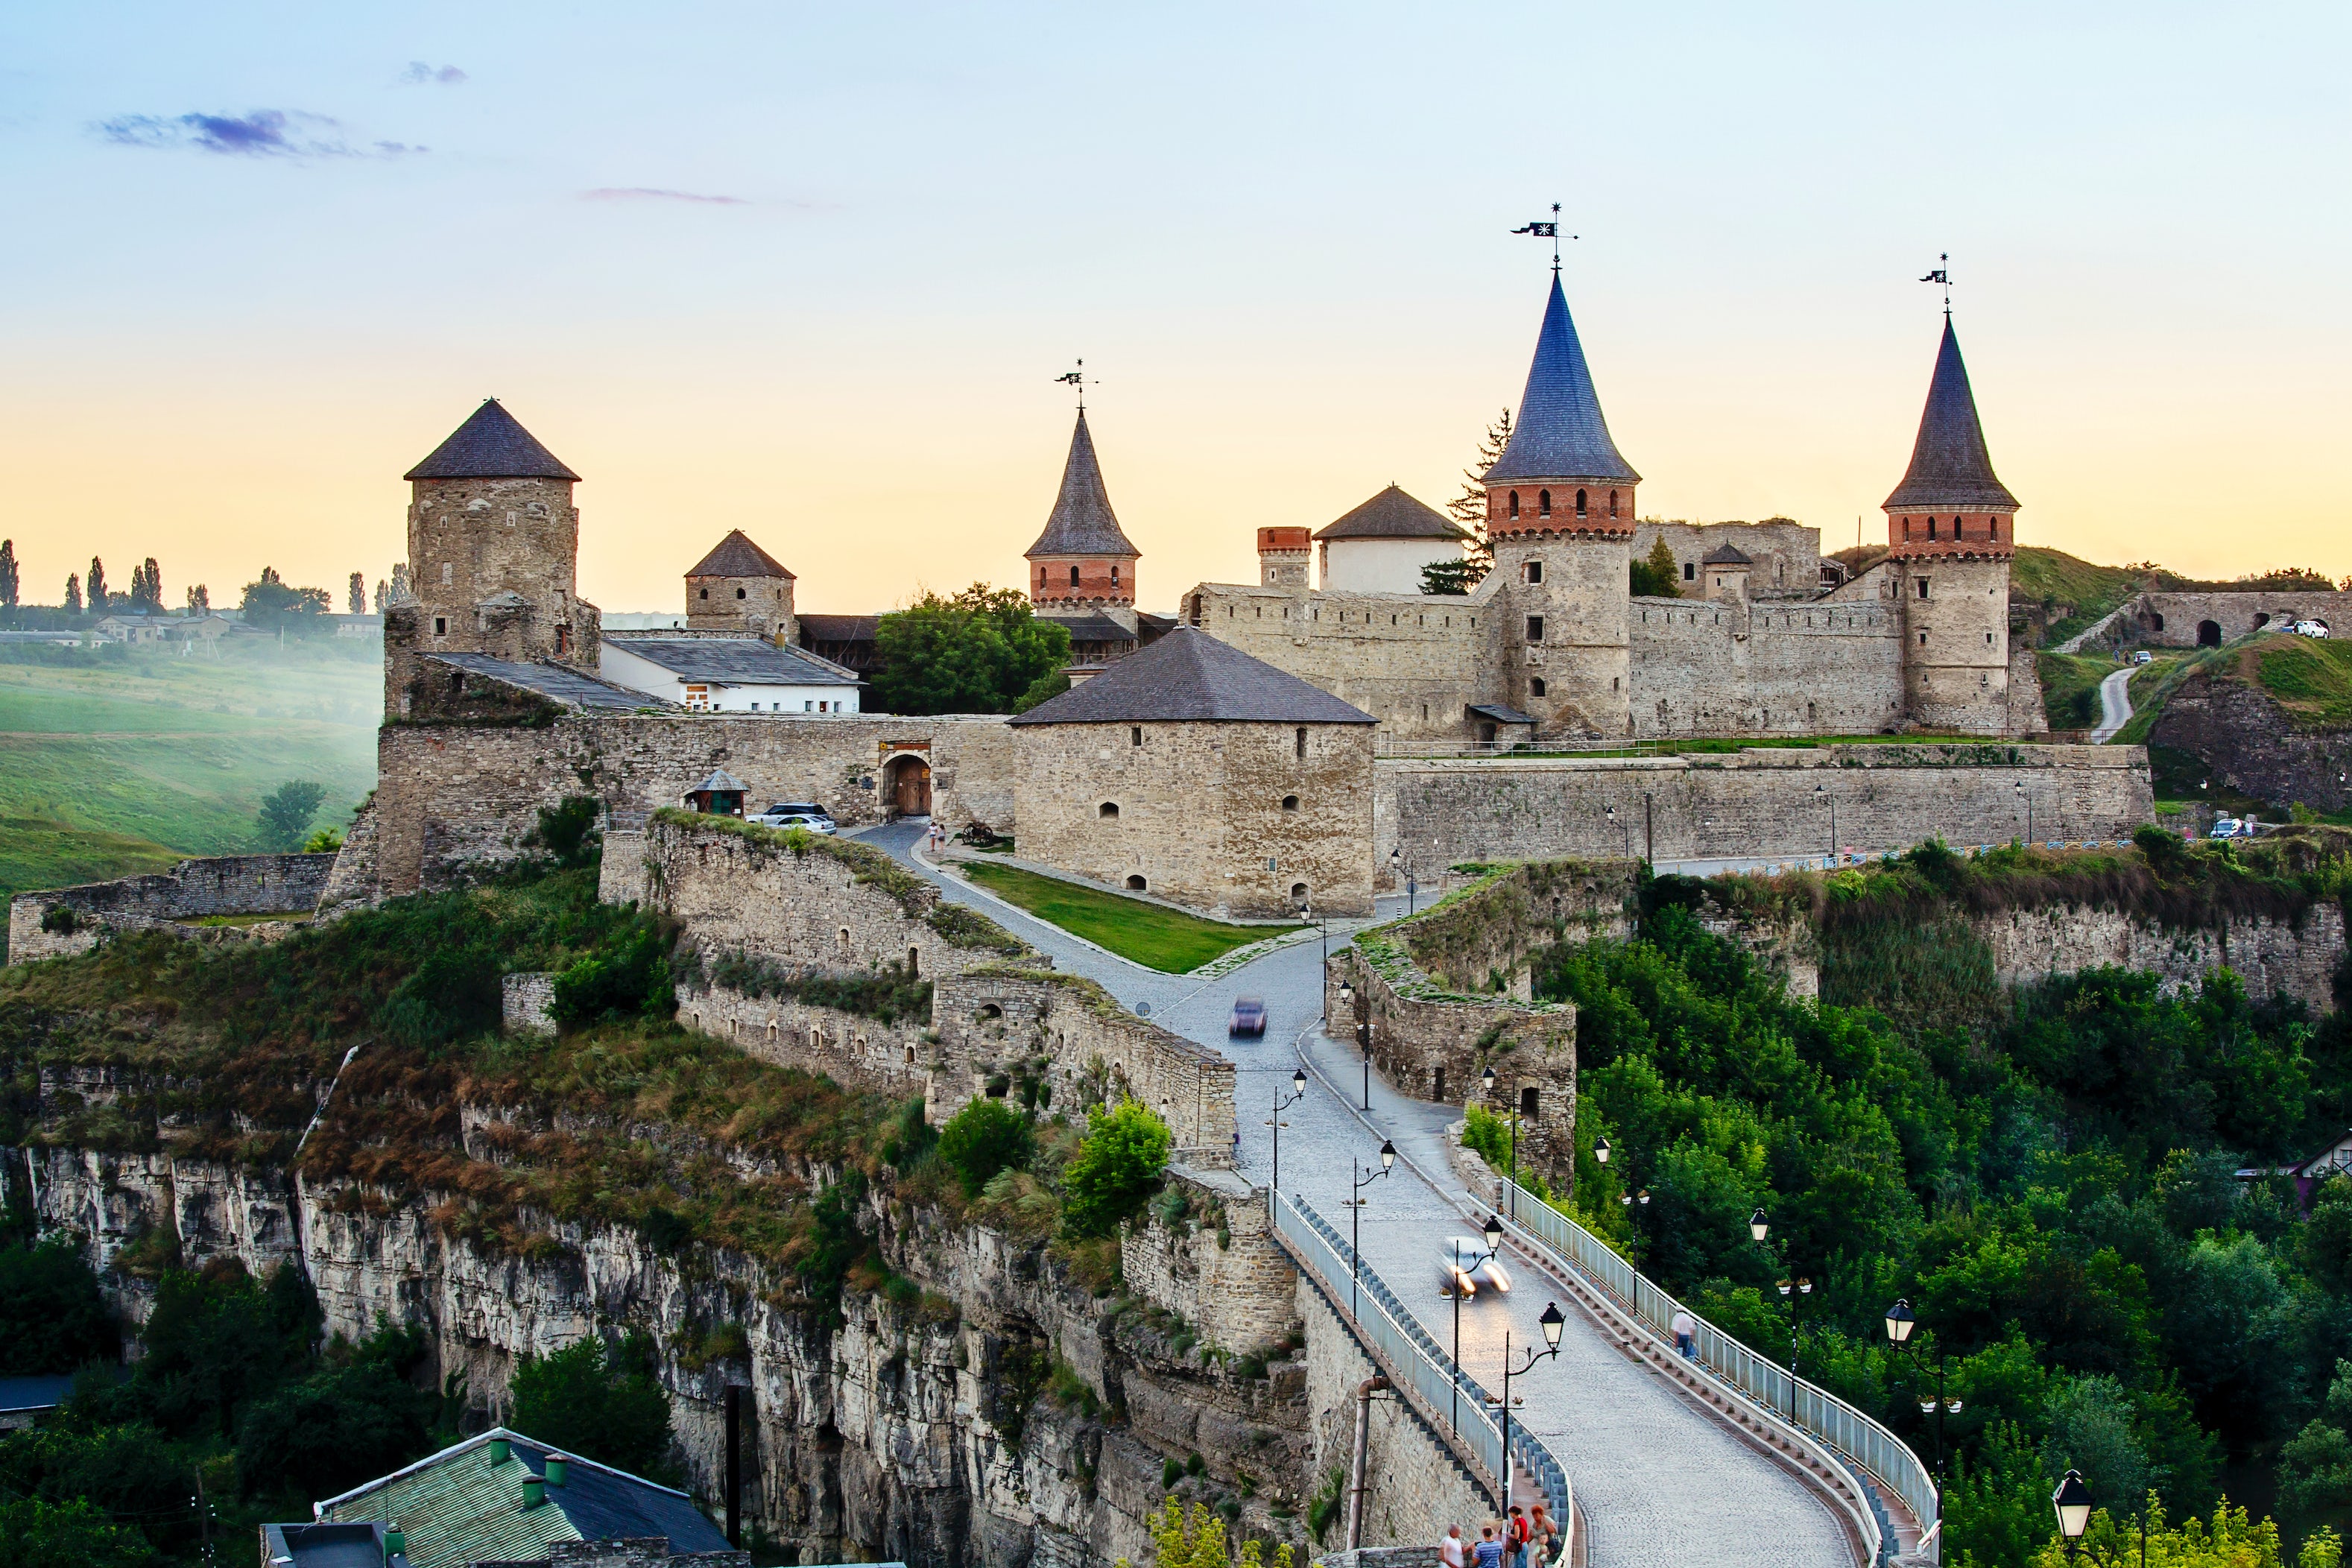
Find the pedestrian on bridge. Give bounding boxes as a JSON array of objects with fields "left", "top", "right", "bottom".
[
  {"left": 1440, "top": 1524, "right": 1467, "bottom": 1568},
  {"left": 1672, "top": 1306, "right": 1696, "bottom": 1359},
  {"left": 1529, "top": 1502, "right": 1561, "bottom": 1565},
  {"left": 1471, "top": 1525, "right": 1503, "bottom": 1568}
]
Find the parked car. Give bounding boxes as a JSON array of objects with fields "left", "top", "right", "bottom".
[
  {"left": 774, "top": 814, "right": 836, "bottom": 835},
  {"left": 753, "top": 801, "right": 835, "bottom": 829},
  {"left": 2209, "top": 816, "right": 2247, "bottom": 840},
  {"left": 2291, "top": 621, "right": 2331, "bottom": 639},
  {"left": 1439, "top": 1238, "right": 1511, "bottom": 1297},
  {"left": 1227, "top": 996, "right": 1268, "bottom": 1037},
  {"left": 2131, "top": 650, "right": 2154, "bottom": 665}
]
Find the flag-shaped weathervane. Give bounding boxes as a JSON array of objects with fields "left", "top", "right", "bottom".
[
  {"left": 1054, "top": 358, "right": 1090, "bottom": 411},
  {"left": 1920, "top": 253, "right": 1953, "bottom": 314},
  {"left": 1513, "top": 203, "right": 1575, "bottom": 272}
]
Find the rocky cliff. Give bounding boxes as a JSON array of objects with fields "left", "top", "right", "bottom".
[{"left": 2152, "top": 654, "right": 2352, "bottom": 817}]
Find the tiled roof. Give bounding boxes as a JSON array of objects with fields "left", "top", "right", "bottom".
[
  {"left": 1882, "top": 319, "right": 2019, "bottom": 512},
  {"left": 1025, "top": 411, "right": 1139, "bottom": 559},
  {"left": 1701, "top": 545, "right": 1752, "bottom": 565},
  {"left": 405, "top": 400, "right": 581, "bottom": 482},
  {"left": 689, "top": 768, "right": 749, "bottom": 794},
  {"left": 797, "top": 614, "right": 879, "bottom": 642},
  {"left": 313, "top": 1429, "right": 727, "bottom": 1568},
  {"left": 1485, "top": 276, "right": 1641, "bottom": 485},
  {"left": 1043, "top": 612, "right": 1139, "bottom": 644},
  {"left": 686, "top": 530, "right": 794, "bottom": 579},
  {"left": 604, "top": 636, "right": 859, "bottom": 686},
  {"left": 1314, "top": 485, "right": 1469, "bottom": 543},
  {"left": 428, "top": 654, "right": 662, "bottom": 712},
  {"left": 1468, "top": 703, "right": 1536, "bottom": 725},
  {"left": 1010, "top": 626, "right": 1374, "bottom": 726}
]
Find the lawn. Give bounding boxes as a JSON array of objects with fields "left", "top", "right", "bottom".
[
  {"left": 0, "top": 642, "right": 381, "bottom": 911},
  {"left": 955, "top": 859, "right": 1300, "bottom": 973},
  {"left": 2035, "top": 650, "right": 2115, "bottom": 731}
]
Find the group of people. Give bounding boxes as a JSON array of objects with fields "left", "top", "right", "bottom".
[{"left": 1440, "top": 1502, "right": 1563, "bottom": 1568}]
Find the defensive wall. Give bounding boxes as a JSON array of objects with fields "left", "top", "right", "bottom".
[
  {"left": 1631, "top": 519, "right": 1822, "bottom": 598},
  {"left": 1628, "top": 595, "right": 1906, "bottom": 738},
  {"left": 1374, "top": 744, "right": 2154, "bottom": 875},
  {"left": 1979, "top": 902, "right": 2347, "bottom": 1014},
  {"left": 1181, "top": 581, "right": 1498, "bottom": 741},
  {"left": 6, "top": 853, "right": 338, "bottom": 964},
  {"left": 1118, "top": 1164, "right": 1297, "bottom": 1357},
  {"left": 2121, "top": 590, "right": 2352, "bottom": 648}
]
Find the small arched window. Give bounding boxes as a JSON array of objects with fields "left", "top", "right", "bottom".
[
  {"left": 1099, "top": 801, "right": 1119, "bottom": 818},
  {"left": 1126, "top": 874, "right": 1148, "bottom": 891},
  {"left": 1290, "top": 882, "right": 1309, "bottom": 901},
  {"left": 1575, "top": 489, "right": 1588, "bottom": 516},
  {"left": 1927, "top": 517, "right": 1938, "bottom": 540},
  {"left": 1508, "top": 491, "right": 1520, "bottom": 519},
  {"left": 1530, "top": 677, "right": 1546, "bottom": 698},
  {"left": 1294, "top": 727, "right": 1306, "bottom": 759},
  {"left": 736, "top": 587, "right": 747, "bottom": 599},
  {"left": 1069, "top": 565, "right": 1081, "bottom": 586},
  {"left": 698, "top": 588, "right": 709, "bottom": 600},
  {"left": 1538, "top": 489, "right": 1552, "bottom": 517},
  {"left": 1281, "top": 794, "right": 1299, "bottom": 812},
  {"left": 1608, "top": 490, "right": 1619, "bottom": 518}
]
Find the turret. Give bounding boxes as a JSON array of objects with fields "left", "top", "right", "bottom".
[
  {"left": 1882, "top": 319, "right": 2017, "bottom": 734},
  {"left": 1025, "top": 411, "right": 1139, "bottom": 609},
  {"left": 385, "top": 399, "right": 598, "bottom": 716},
  {"left": 1258, "top": 528, "right": 1312, "bottom": 588},
  {"left": 686, "top": 529, "right": 796, "bottom": 642},
  {"left": 1484, "top": 275, "right": 1640, "bottom": 736}
]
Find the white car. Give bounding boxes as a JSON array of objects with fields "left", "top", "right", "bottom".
[
  {"left": 761, "top": 812, "right": 836, "bottom": 835},
  {"left": 2209, "top": 816, "right": 2246, "bottom": 840},
  {"left": 1439, "top": 1238, "right": 1511, "bottom": 1297},
  {"left": 2291, "top": 621, "right": 2330, "bottom": 639},
  {"left": 2131, "top": 651, "right": 2153, "bottom": 665}
]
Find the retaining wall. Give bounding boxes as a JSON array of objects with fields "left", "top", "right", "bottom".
[
  {"left": 1119, "top": 1165, "right": 1298, "bottom": 1357},
  {"left": 7, "top": 853, "right": 337, "bottom": 963}
]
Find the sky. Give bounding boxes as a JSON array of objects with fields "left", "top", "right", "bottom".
[{"left": 2, "top": 2, "right": 2347, "bottom": 616}]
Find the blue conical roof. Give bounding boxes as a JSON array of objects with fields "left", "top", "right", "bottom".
[
  {"left": 1484, "top": 276, "right": 1640, "bottom": 486},
  {"left": 1883, "top": 319, "right": 2017, "bottom": 511}
]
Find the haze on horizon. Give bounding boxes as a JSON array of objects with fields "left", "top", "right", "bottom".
[{"left": 2, "top": 1, "right": 2345, "bottom": 618}]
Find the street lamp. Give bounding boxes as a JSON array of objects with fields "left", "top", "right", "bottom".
[
  {"left": 1481, "top": 1063, "right": 1520, "bottom": 1221},
  {"left": 1338, "top": 977, "right": 1373, "bottom": 1110},
  {"left": 1777, "top": 1275, "right": 1815, "bottom": 1423},
  {"left": 1270, "top": 1066, "right": 1307, "bottom": 1193},
  {"left": 1346, "top": 1140, "right": 1396, "bottom": 1319},
  {"left": 1885, "top": 1297, "right": 1960, "bottom": 1480},
  {"left": 1884, "top": 1297, "right": 1915, "bottom": 1347},
  {"left": 1487, "top": 1303, "right": 1567, "bottom": 1515},
  {"left": 2051, "top": 1470, "right": 2093, "bottom": 1559},
  {"left": 1750, "top": 1208, "right": 1771, "bottom": 1244},
  {"left": 1605, "top": 803, "right": 1631, "bottom": 859},
  {"left": 1388, "top": 845, "right": 1420, "bottom": 917},
  {"left": 1303, "top": 897, "right": 1326, "bottom": 996}
]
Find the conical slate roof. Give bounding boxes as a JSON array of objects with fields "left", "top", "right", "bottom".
[
  {"left": 1313, "top": 484, "right": 1469, "bottom": 543},
  {"left": 686, "top": 529, "right": 794, "bottom": 579},
  {"left": 1485, "top": 276, "right": 1640, "bottom": 485},
  {"left": 1009, "top": 627, "right": 1374, "bottom": 726},
  {"left": 1882, "top": 320, "right": 2017, "bottom": 512},
  {"left": 1024, "top": 412, "right": 1138, "bottom": 559},
  {"left": 405, "top": 399, "right": 580, "bottom": 481}
]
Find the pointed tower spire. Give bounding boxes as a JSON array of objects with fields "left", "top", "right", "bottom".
[
  {"left": 1884, "top": 319, "right": 2017, "bottom": 514},
  {"left": 1025, "top": 411, "right": 1139, "bottom": 607},
  {"left": 1485, "top": 275, "right": 1640, "bottom": 487}
]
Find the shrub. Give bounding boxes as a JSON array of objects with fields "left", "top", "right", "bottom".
[
  {"left": 525, "top": 796, "right": 602, "bottom": 868},
  {"left": 938, "top": 1098, "right": 1033, "bottom": 1198},
  {"left": 0, "top": 1237, "right": 116, "bottom": 1374},
  {"left": 508, "top": 1333, "right": 674, "bottom": 1482},
  {"left": 550, "top": 918, "right": 675, "bottom": 1027},
  {"left": 1060, "top": 1101, "right": 1171, "bottom": 1239},
  {"left": 38, "top": 904, "right": 78, "bottom": 935}
]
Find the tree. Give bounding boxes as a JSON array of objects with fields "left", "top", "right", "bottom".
[
  {"left": 1444, "top": 408, "right": 1512, "bottom": 582},
  {"left": 256, "top": 781, "right": 329, "bottom": 851},
  {"left": 1943, "top": 1422, "right": 2058, "bottom": 1568},
  {"left": 233, "top": 1327, "right": 436, "bottom": 1501},
  {"left": 0, "top": 538, "right": 17, "bottom": 610},
  {"left": 1631, "top": 537, "right": 1681, "bottom": 598},
  {"left": 348, "top": 572, "right": 366, "bottom": 614},
  {"left": 508, "top": 1334, "right": 674, "bottom": 1479},
  {"left": 86, "top": 556, "right": 107, "bottom": 613},
  {"left": 1420, "top": 557, "right": 1478, "bottom": 595},
  {"left": 185, "top": 583, "right": 209, "bottom": 615},
  {"left": 127, "top": 558, "right": 162, "bottom": 613},
  {"left": 63, "top": 572, "right": 81, "bottom": 616},
  {"left": 873, "top": 584, "right": 1073, "bottom": 715},
  {"left": 136, "top": 1262, "right": 318, "bottom": 1438},
  {"left": 239, "top": 566, "right": 331, "bottom": 635},
  {"left": 2029, "top": 1499, "right": 2340, "bottom": 1568},
  {"left": 549, "top": 917, "right": 674, "bottom": 1028},
  {"left": 938, "top": 1098, "right": 1033, "bottom": 1197},
  {"left": 1060, "top": 1100, "right": 1172, "bottom": 1239},
  {"left": 0, "top": 1498, "right": 154, "bottom": 1568},
  {"left": 373, "top": 578, "right": 388, "bottom": 614},
  {"left": 0, "top": 1238, "right": 117, "bottom": 1374}
]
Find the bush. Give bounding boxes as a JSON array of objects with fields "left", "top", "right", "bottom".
[
  {"left": 0, "top": 1497, "right": 153, "bottom": 1568},
  {"left": 0, "top": 1237, "right": 116, "bottom": 1374},
  {"left": 549, "top": 918, "right": 675, "bottom": 1027},
  {"left": 508, "top": 1334, "right": 674, "bottom": 1482},
  {"left": 233, "top": 1329, "right": 437, "bottom": 1500},
  {"left": 525, "top": 796, "right": 602, "bottom": 868},
  {"left": 938, "top": 1098, "right": 1033, "bottom": 1198},
  {"left": 38, "top": 904, "right": 79, "bottom": 935},
  {"left": 1060, "top": 1101, "right": 1171, "bottom": 1239}
]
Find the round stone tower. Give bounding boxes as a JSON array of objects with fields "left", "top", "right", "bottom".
[
  {"left": 1882, "top": 318, "right": 2017, "bottom": 734},
  {"left": 385, "top": 399, "right": 598, "bottom": 716},
  {"left": 1483, "top": 274, "right": 1641, "bottom": 736}
]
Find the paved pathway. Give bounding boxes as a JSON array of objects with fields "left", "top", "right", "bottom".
[
  {"left": 859, "top": 821, "right": 1856, "bottom": 1567},
  {"left": 2090, "top": 666, "right": 2134, "bottom": 744}
]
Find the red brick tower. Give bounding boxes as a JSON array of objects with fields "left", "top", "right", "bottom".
[{"left": 1025, "top": 411, "right": 1139, "bottom": 609}]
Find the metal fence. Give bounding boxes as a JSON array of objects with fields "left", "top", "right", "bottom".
[
  {"left": 1271, "top": 1193, "right": 1572, "bottom": 1534},
  {"left": 1496, "top": 1179, "right": 1935, "bottom": 1561}
]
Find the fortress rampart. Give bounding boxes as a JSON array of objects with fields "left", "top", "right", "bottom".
[{"left": 7, "top": 853, "right": 339, "bottom": 963}]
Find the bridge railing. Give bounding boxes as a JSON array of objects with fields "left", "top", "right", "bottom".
[
  {"left": 1270, "top": 1192, "right": 1572, "bottom": 1537},
  {"left": 1496, "top": 1178, "right": 1932, "bottom": 1562}
]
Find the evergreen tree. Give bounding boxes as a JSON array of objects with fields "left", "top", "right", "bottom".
[
  {"left": 0, "top": 539, "right": 17, "bottom": 611},
  {"left": 127, "top": 557, "right": 162, "bottom": 612},
  {"left": 348, "top": 572, "right": 366, "bottom": 614},
  {"left": 1421, "top": 557, "right": 1478, "bottom": 595},
  {"left": 186, "top": 583, "right": 209, "bottom": 615},
  {"left": 1630, "top": 537, "right": 1681, "bottom": 598},
  {"left": 63, "top": 572, "right": 81, "bottom": 615},
  {"left": 373, "top": 579, "right": 388, "bottom": 613},
  {"left": 85, "top": 557, "right": 107, "bottom": 613},
  {"left": 1446, "top": 408, "right": 1512, "bottom": 581}
]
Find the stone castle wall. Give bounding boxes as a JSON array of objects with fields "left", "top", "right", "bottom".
[
  {"left": 1376, "top": 745, "right": 2153, "bottom": 873},
  {"left": 1631, "top": 519, "right": 1822, "bottom": 598},
  {"left": 1180, "top": 581, "right": 1497, "bottom": 741},
  {"left": 7, "top": 853, "right": 338, "bottom": 963},
  {"left": 1628, "top": 596, "right": 1906, "bottom": 739},
  {"left": 1119, "top": 1166, "right": 1297, "bottom": 1356},
  {"left": 2124, "top": 590, "right": 2352, "bottom": 648},
  {"left": 1982, "top": 902, "right": 2346, "bottom": 1014}
]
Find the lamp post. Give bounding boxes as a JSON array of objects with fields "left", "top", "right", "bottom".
[
  {"left": 1303, "top": 899, "right": 1326, "bottom": 1002},
  {"left": 1815, "top": 782, "right": 1837, "bottom": 870},
  {"left": 1885, "top": 1297, "right": 1962, "bottom": 1484},
  {"left": 1270, "top": 1066, "right": 1307, "bottom": 1194},
  {"left": 1346, "top": 1140, "right": 1396, "bottom": 1319},
  {"left": 2051, "top": 1469, "right": 2093, "bottom": 1561},
  {"left": 1777, "top": 1274, "right": 1815, "bottom": 1423},
  {"left": 1605, "top": 803, "right": 1631, "bottom": 859},
  {"left": 1482, "top": 1064, "right": 1519, "bottom": 1221},
  {"left": 1389, "top": 846, "right": 1419, "bottom": 917},
  {"left": 1446, "top": 1212, "right": 1508, "bottom": 1430},
  {"left": 1486, "top": 1303, "right": 1567, "bottom": 1515},
  {"left": 1338, "top": 979, "right": 1371, "bottom": 1110}
]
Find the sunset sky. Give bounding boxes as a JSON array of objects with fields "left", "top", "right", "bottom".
[{"left": 3, "top": 2, "right": 2346, "bottom": 617}]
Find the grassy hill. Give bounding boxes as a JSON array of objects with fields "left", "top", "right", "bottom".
[
  {"left": 2008, "top": 547, "right": 2152, "bottom": 645},
  {"left": 2251, "top": 632, "right": 2352, "bottom": 730},
  {"left": 0, "top": 641, "right": 380, "bottom": 909}
]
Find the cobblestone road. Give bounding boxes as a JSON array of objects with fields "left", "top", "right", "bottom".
[{"left": 861, "top": 822, "right": 1856, "bottom": 1567}]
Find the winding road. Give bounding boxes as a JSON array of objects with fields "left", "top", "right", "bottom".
[
  {"left": 858, "top": 821, "right": 1858, "bottom": 1567},
  {"left": 2089, "top": 666, "right": 2134, "bottom": 744}
]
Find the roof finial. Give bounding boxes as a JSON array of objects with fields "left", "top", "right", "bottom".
[
  {"left": 1920, "top": 253, "right": 1953, "bottom": 317},
  {"left": 1513, "top": 203, "right": 1575, "bottom": 274},
  {"left": 1054, "top": 358, "right": 1090, "bottom": 414}
]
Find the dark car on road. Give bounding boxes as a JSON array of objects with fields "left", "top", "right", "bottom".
[{"left": 1228, "top": 997, "right": 1268, "bottom": 1037}]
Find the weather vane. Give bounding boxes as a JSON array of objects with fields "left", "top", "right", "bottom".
[
  {"left": 1920, "top": 253, "right": 1952, "bottom": 316},
  {"left": 1512, "top": 203, "right": 1575, "bottom": 274},
  {"left": 1053, "top": 358, "right": 1092, "bottom": 412}
]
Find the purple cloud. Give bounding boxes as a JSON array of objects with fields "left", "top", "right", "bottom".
[
  {"left": 400, "top": 62, "right": 467, "bottom": 85},
  {"left": 97, "top": 109, "right": 423, "bottom": 158},
  {"left": 581, "top": 187, "right": 750, "bottom": 206}
]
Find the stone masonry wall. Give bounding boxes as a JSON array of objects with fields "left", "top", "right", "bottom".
[
  {"left": 2124, "top": 590, "right": 2352, "bottom": 649},
  {"left": 1183, "top": 581, "right": 1497, "bottom": 742},
  {"left": 1982, "top": 902, "right": 2346, "bottom": 1013},
  {"left": 1631, "top": 519, "right": 1822, "bottom": 600},
  {"left": 1628, "top": 598, "right": 1906, "bottom": 739},
  {"left": 1377, "top": 744, "right": 2152, "bottom": 873},
  {"left": 502, "top": 972, "right": 558, "bottom": 1037},
  {"left": 1119, "top": 1165, "right": 1298, "bottom": 1357},
  {"left": 7, "top": 853, "right": 338, "bottom": 963}
]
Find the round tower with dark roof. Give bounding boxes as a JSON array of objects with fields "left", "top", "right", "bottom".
[
  {"left": 1483, "top": 276, "right": 1641, "bottom": 736},
  {"left": 1025, "top": 411, "right": 1139, "bottom": 610},
  {"left": 1882, "top": 319, "right": 2017, "bottom": 733},
  {"left": 384, "top": 399, "right": 598, "bottom": 716},
  {"left": 685, "top": 529, "right": 796, "bottom": 642}
]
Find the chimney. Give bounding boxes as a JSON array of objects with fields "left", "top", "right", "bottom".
[
  {"left": 1062, "top": 663, "right": 1104, "bottom": 688},
  {"left": 545, "top": 1453, "right": 570, "bottom": 1488},
  {"left": 522, "top": 1473, "right": 546, "bottom": 1509},
  {"left": 382, "top": 1523, "right": 406, "bottom": 1564},
  {"left": 487, "top": 1436, "right": 510, "bottom": 1466}
]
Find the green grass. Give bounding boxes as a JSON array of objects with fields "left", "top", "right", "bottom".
[
  {"left": 0, "top": 643, "right": 379, "bottom": 908},
  {"left": 2251, "top": 633, "right": 2352, "bottom": 730},
  {"left": 2009, "top": 546, "right": 2151, "bottom": 646},
  {"left": 955, "top": 860, "right": 1300, "bottom": 973},
  {"left": 2035, "top": 650, "right": 2115, "bottom": 731}
]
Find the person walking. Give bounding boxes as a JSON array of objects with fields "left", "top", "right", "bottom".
[
  {"left": 1441, "top": 1525, "right": 1467, "bottom": 1568},
  {"left": 1671, "top": 1306, "right": 1697, "bottom": 1360},
  {"left": 1505, "top": 1505, "right": 1529, "bottom": 1568},
  {"left": 1470, "top": 1526, "right": 1504, "bottom": 1568}
]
